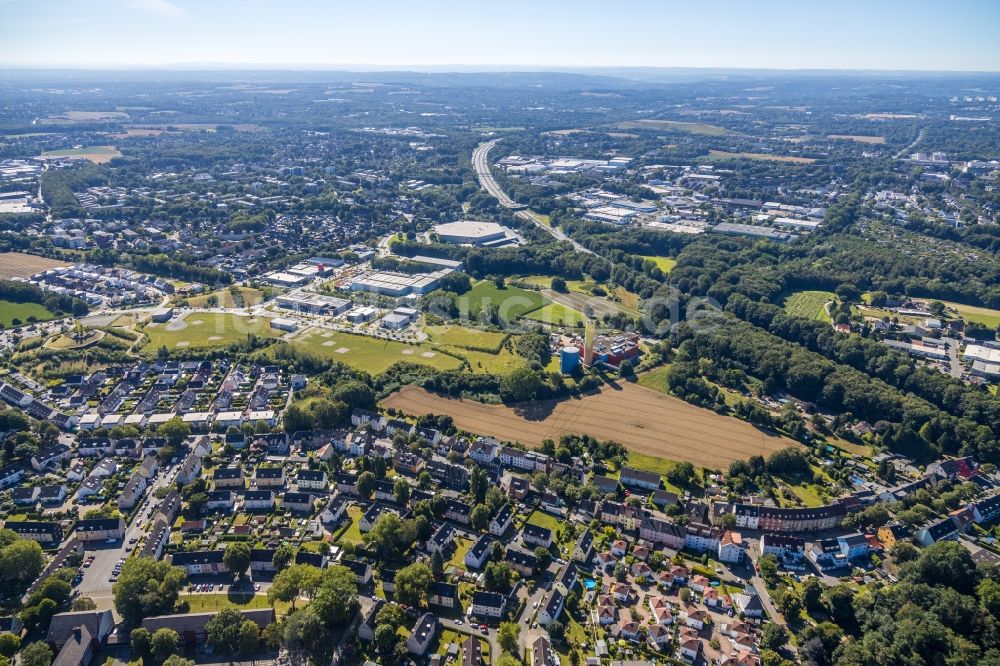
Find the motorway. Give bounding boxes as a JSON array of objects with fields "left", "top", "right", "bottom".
[{"left": 471, "top": 141, "right": 594, "bottom": 256}]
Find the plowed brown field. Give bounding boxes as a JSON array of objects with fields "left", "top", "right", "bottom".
[
  {"left": 0, "top": 252, "right": 69, "bottom": 279},
  {"left": 382, "top": 383, "right": 792, "bottom": 467}
]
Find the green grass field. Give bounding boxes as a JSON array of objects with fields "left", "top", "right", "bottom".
[
  {"left": 458, "top": 347, "right": 526, "bottom": 375},
  {"left": 460, "top": 281, "right": 546, "bottom": 322},
  {"left": 291, "top": 328, "right": 462, "bottom": 374},
  {"left": 143, "top": 312, "right": 282, "bottom": 351},
  {"left": 524, "top": 302, "right": 585, "bottom": 327},
  {"left": 939, "top": 300, "right": 1000, "bottom": 328},
  {"left": 0, "top": 300, "right": 57, "bottom": 327},
  {"left": 187, "top": 286, "right": 265, "bottom": 309},
  {"left": 525, "top": 509, "right": 562, "bottom": 533},
  {"left": 783, "top": 290, "right": 834, "bottom": 322},
  {"left": 425, "top": 325, "right": 507, "bottom": 351},
  {"left": 640, "top": 256, "right": 677, "bottom": 273},
  {"left": 179, "top": 593, "right": 291, "bottom": 616},
  {"left": 334, "top": 505, "right": 364, "bottom": 545}
]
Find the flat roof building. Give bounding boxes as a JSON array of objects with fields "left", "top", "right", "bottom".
[{"left": 434, "top": 221, "right": 511, "bottom": 245}]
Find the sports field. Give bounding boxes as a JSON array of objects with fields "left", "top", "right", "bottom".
[
  {"left": 382, "top": 383, "right": 791, "bottom": 468},
  {"left": 459, "top": 281, "right": 546, "bottom": 322},
  {"left": 291, "top": 328, "right": 462, "bottom": 374},
  {"left": 0, "top": 252, "right": 70, "bottom": 279},
  {"left": 641, "top": 256, "right": 677, "bottom": 273},
  {"left": 0, "top": 300, "right": 56, "bottom": 327},
  {"left": 40, "top": 145, "right": 123, "bottom": 164},
  {"left": 783, "top": 290, "right": 834, "bottom": 322},
  {"left": 143, "top": 312, "right": 282, "bottom": 351}
]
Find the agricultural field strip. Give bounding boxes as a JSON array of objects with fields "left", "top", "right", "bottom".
[{"left": 383, "top": 384, "right": 790, "bottom": 468}]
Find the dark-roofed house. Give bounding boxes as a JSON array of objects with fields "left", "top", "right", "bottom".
[
  {"left": 427, "top": 523, "right": 456, "bottom": 555},
  {"left": 296, "top": 469, "right": 327, "bottom": 491},
  {"left": 250, "top": 549, "right": 278, "bottom": 573},
  {"left": 213, "top": 467, "right": 245, "bottom": 489},
  {"left": 915, "top": 517, "right": 959, "bottom": 547},
  {"left": 253, "top": 466, "right": 286, "bottom": 488},
  {"left": 465, "top": 534, "right": 493, "bottom": 570},
  {"left": 295, "top": 550, "right": 328, "bottom": 568},
  {"left": 429, "top": 581, "right": 458, "bottom": 609},
  {"left": 170, "top": 550, "right": 227, "bottom": 575},
  {"left": 243, "top": 490, "right": 275, "bottom": 511},
  {"left": 407, "top": 612, "right": 439, "bottom": 656},
  {"left": 281, "top": 491, "right": 315, "bottom": 513},
  {"left": 489, "top": 503, "right": 513, "bottom": 536},
  {"left": 973, "top": 494, "right": 1000, "bottom": 525},
  {"left": 471, "top": 590, "right": 507, "bottom": 619},
  {"left": 537, "top": 588, "right": 564, "bottom": 626},
  {"left": 619, "top": 466, "right": 660, "bottom": 491},
  {"left": 52, "top": 625, "right": 94, "bottom": 666},
  {"left": 47, "top": 610, "right": 114, "bottom": 649},
  {"left": 341, "top": 558, "right": 373, "bottom": 585},
  {"left": 462, "top": 635, "right": 483, "bottom": 666},
  {"left": 505, "top": 548, "right": 537, "bottom": 576},
  {"left": 75, "top": 518, "right": 125, "bottom": 542},
  {"left": 590, "top": 474, "right": 619, "bottom": 494},
  {"left": 573, "top": 530, "right": 595, "bottom": 564},
  {"left": 522, "top": 523, "right": 552, "bottom": 548},
  {"left": 358, "top": 598, "right": 385, "bottom": 642},
  {"left": 532, "top": 636, "right": 555, "bottom": 666},
  {"left": 320, "top": 496, "right": 348, "bottom": 526},
  {"left": 141, "top": 609, "right": 274, "bottom": 645},
  {"left": 12, "top": 487, "right": 38, "bottom": 506},
  {"left": 204, "top": 490, "right": 236, "bottom": 512},
  {"left": 141, "top": 520, "right": 170, "bottom": 560},
  {"left": 5, "top": 520, "right": 63, "bottom": 545}
]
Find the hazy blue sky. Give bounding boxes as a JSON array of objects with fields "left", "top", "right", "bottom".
[{"left": 1, "top": 0, "right": 998, "bottom": 71}]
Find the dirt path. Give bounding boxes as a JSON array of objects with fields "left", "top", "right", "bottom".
[{"left": 383, "top": 383, "right": 791, "bottom": 467}]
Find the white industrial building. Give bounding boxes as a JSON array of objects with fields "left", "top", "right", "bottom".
[
  {"left": 277, "top": 293, "right": 351, "bottom": 316},
  {"left": 350, "top": 270, "right": 446, "bottom": 297},
  {"left": 433, "top": 221, "right": 515, "bottom": 246},
  {"left": 270, "top": 317, "right": 298, "bottom": 332}
]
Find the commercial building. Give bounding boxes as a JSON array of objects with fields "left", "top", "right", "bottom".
[
  {"left": 350, "top": 270, "right": 445, "bottom": 297},
  {"left": 270, "top": 317, "right": 298, "bottom": 332},
  {"left": 433, "top": 221, "right": 515, "bottom": 246},
  {"left": 276, "top": 293, "right": 351, "bottom": 316}
]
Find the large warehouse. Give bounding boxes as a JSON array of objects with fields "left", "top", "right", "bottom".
[{"left": 433, "top": 221, "right": 513, "bottom": 246}]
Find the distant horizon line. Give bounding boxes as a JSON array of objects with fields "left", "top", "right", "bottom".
[{"left": 1, "top": 63, "right": 999, "bottom": 75}]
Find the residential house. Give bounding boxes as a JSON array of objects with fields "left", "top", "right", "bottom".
[
  {"left": 281, "top": 491, "right": 315, "bottom": 513},
  {"left": 573, "top": 530, "right": 595, "bottom": 564},
  {"left": 6, "top": 521, "right": 63, "bottom": 546},
  {"left": 242, "top": 490, "right": 275, "bottom": 511},
  {"left": 170, "top": 550, "right": 227, "bottom": 576},
  {"left": 490, "top": 503, "right": 514, "bottom": 536},
  {"left": 253, "top": 466, "right": 286, "bottom": 488},
  {"left": 296, "top": 469, "right": 327, "bottom": 491},
  {"left": 407, "top": 612, "right": 438, "bottom": 656},
  {"left": 117, "top": 474, "right": 147, "bottom": 510},
  {"left": 619, "top": 466, "right": 660, "bottom": 491},
  {"left": 465, "top": 534, "right": 493, "bottom": 570},
  {"left": 718, "top": 531, "right": 745, "bottom": 563},
  {"left": 140, "top": 609, "right": 273, "bottom": 645},
  {"left": 75, "top": 518, "right": 125, "bottom": 542},
  {"left": 915, "top": 517, "right": 958, "bottom": 546},
  {"left": 877, "top": 524, "right": 911, "bottom": 549},
  {"left": 471, "top": 590, "right": 507, "bottom": 619},
  {"left": 429, "top": 581, "right": 458, "bottom": 609},
  {"left": 341, "top": 559, "right": 373, "bottom": 585},
  {"left": 522, "top": 523, "right": 552, "bottom": 548},
  {"left": 212, "top": 467, "right": 245, "bottom": 489}
]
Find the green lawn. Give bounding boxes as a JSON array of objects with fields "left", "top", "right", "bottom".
[
  {"left": 448, "top": 535, "right": 473, "bottom": 570},
  {"left": 525, "top": 509, "right": 562, "bottom": 534},
  {"left": 524, "top": 302, "right": 586, "bottom": 327},
  {"left": 291, "top": 328, "right": 463, "bottom": 374},
  {"left": 783, "top": 290, "right": 834, "bottom": 322},
  {"left": 458, "top": 347, "right": 527, "bottom": 375},
  {"left": 187, "top": 286, "right": 265, "bottom": 309},
  {"left": 640, "top": 256, "right": 677, "bottom": 273},
  {"left": 143, "top": 312, "right": 282, "bottom": 351},
  {"left": 334, "top": 505, "right": 364, "bottom": 546},
  {"left": 179, "top": 592, "right": 291, "bottom": 616},
  {"left": 939, "top": 300, "right": 1000, "bottom": 328},
  {"left": 460, "top": 281, "right": 546, "bottom": 322},
  {"left": 636, "top": 365, "right": 671, "bottom": 393},
  {"left": 0, "top": 300, "right": 57, "bottom": 327},
  {"left": 425, "top": 325, "right": 507, "bottom": 351}
]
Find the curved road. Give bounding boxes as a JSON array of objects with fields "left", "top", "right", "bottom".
[{"left": 472, "top": 141, "right": 594, "bottom": 255}]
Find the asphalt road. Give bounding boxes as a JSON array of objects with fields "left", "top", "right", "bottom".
[
  {"left": 77, "top": 464, "right": 180, "bottom": 608},
  {"left": 472, "top": 141, "right": 594, "bottom": 256}
]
